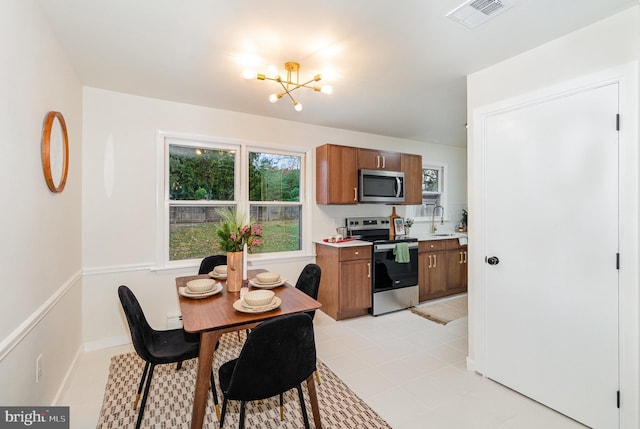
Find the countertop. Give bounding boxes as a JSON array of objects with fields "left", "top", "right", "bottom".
[{"left": 315, "top": 239, "right": 372, "bottom": 248}]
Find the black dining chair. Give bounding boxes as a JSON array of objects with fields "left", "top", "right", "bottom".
[
  {"left": 294, "top": 263, "right": 322, "bottom": 386},
  {"left": 198, "top": 254, "right": 227, "bottom": 275},
  {"left": 218, "top": 313, "right": 317, "bottom": 429},
  {"left": 117, "top": 285, "right": 220, "bottom": 428}
]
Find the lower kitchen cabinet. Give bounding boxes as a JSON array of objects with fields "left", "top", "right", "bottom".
[
  {"left": 418, "top": 239, "right": 467, "bottom": 301},
  {"left": 315, "top": 243, "right": 372, "bottom": 320}
]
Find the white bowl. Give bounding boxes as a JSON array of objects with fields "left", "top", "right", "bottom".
[
  {"left": 243, "top": 290, "right": 275, "bottom": 306},
  {"left": 255, "top": 272, "right": 280, "bottom": 284},
  {"left": 213, "top": 265, "right": 228, "bottom": 275},
  {"left": 186, "top": 279, "right": 215, "bottom": 293}
]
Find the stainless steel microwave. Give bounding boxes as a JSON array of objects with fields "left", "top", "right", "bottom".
[{"left": 359, "top": 169, "right": 405, "bottom": 203}]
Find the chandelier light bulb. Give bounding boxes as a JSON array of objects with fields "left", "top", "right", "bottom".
[
  {"left": 242, "top": 69, "right": 257, "bottom": 80},
  {"left": 269, "top": 93, "right": 279, "bottom": 103},
  {"left": 266, "top": 65, "right": 279, "bottom": 78},
  {"left": 294, "top": 102, "right": 303, "bottom": 112},
  {"left": 321, "top": 85, "right": 333, "bottom": 95}
]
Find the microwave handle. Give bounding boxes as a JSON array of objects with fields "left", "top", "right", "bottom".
[{"left": 395, "top": 176, "right": 402, "bottom": 198}]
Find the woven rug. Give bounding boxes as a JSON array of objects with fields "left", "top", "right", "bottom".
[
  {"left": 97, "top": 333, "right": 391, "bottom": 428},
  {"left": 410, "top": 294, "right": 467, "bottom": 325}
]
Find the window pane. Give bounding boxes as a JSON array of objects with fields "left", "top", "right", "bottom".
[
  {"left": 169, "top": 145, "right": 235, "bottom": 201},
  {"left": 250, "top": 205, "right": 301, "bottom": 253},
  {"left": 423, "top": 168, "right": 439, "bottom": 192},
  {"left": 169, "top": 204, "right": 235, "bottom": 260},
  {"left": 248, "top": 152, "right": 300, "bottom": 202}
]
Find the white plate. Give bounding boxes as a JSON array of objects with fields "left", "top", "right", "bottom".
[
  {"left": 248, "top": 277, "right": 287, "bottom": 289},
  {"left": 208, "top": 271, "right": 227, "bottom": 280},
  {"left": 179, "top": 283, "right": 223, "bottom": 299},
  {"left": 233, "top": 296, "right": 282, "bottom": 313}
]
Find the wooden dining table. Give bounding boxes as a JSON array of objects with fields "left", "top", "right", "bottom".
[{"left": 176, "top": 270, "right": 322, "bottom": 429}]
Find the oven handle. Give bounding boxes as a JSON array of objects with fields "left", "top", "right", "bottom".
[{"left": 374, "top": 242, "right": 419, "bottom": 252}]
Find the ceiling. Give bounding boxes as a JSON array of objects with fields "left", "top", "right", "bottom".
[{"left": 35, "top": 0, "right": 636, "bottom": 147}]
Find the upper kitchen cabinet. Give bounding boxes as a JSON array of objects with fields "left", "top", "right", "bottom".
[
  {"left": 357, "top": 148, "right": 401, "bottom": 171},
  {"left": 401, "top": 153, "right": 423, "bottom": 205},
  {"left": 316, "top": 144, "right": 358, "bottom": 204}
]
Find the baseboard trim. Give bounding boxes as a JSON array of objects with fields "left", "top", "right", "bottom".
[{"left": 84, "top": 335, "right": 131, "bottom": 352}]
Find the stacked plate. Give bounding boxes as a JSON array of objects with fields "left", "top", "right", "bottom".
[
  {"left": 180, "top": 279, "right": 222, "bottom": 299},
  {"left": 248, "top": 272, "right": 286, "bottom": 289},
  {"left": 209, "top": 265, "right": 227, "bottom": 280},
  {"left": 234, "top": 290, "right": 281, "bottom": 313}
]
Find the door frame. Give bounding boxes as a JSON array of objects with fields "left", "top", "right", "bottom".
[{"left": 467, "top": 62, "right": 639, "bottom": 427}]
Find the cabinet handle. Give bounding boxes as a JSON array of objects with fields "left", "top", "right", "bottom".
[
  {"left": 433, "top": 254, "right": 437, "bottom": 268},
  {"left": 367, "top": 262, "right": 371, "bottom": 278},
  {"left": 354, "top": 251, "right": 359, "bottom": 255},
  {"left": 459, "top": 251, "right": 463, "bottom": 264},
  {"left": 353, "top": 187, "right": 357, "bottom": 202},
  {"left": 464, "top": 251, "right": 467, "bottom": 263},
  {"left": 382, "top": 156, "right": 386, "bottom": 169},
  {"left": 428, "top": 254, "right": 432, "bottom": 268},
  {"left": 376, "top": 155, "right": 380, "bottom": 168}
]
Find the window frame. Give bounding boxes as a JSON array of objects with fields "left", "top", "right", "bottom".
[
  {"left": 155, "top": 132, "right": 312, "bottom": 269},
  {"left": 415, "top": 162, "right": 449, "bottom": 221}
]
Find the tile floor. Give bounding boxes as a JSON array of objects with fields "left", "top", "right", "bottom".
[{"left": 59, "top": 302, "right": 586, "bottom": 428}]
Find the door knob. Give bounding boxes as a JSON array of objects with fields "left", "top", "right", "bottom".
[{"left": 486, "top": 256, "right": 500, "bottom": 265}]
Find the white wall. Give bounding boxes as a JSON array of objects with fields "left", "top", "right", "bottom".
[
  {"left": 0, "top": 0, "right": 83, "bottom": 405},
  {"left": 81, "top": 87, "right": 467, "bottom": 348},
  {"left": 467, "top": 6, "right": 640, "bottom": 428}
]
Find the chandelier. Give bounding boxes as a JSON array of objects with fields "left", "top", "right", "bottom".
[{"left": 243, "top": 62, "right": 333, "bottom": 112}]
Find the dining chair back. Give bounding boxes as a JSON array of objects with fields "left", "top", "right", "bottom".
[
  {"left": 218, "top": 313, "right": 317, "bottom": 429},
  {"left": 118, "top": 285, "right": 220, "bottom": 428},
  {"left": 295, "top": 263, "right": 321, "bottom": 320},
  {"left": 198, "top": 254, "right": 228, "bottom": 275}
]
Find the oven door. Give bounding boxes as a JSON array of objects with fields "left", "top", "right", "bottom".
[{"left": 372, "top": 242, "right": 419, "bottom": 292}]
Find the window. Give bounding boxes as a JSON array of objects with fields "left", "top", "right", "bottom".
[
  {"left": 419, "top": 165, "right": 446, "bottom": 218},
  {"left": 161, "top": 136, "right": 306, "bottom": 264}
]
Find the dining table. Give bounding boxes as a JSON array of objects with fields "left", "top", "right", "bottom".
[{"left": 176, "top": 269, "right": 323, "bottom": 429}]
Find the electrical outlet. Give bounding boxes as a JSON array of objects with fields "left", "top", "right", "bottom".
[{"left": 36, "top": 354, "right": 43, "bottom": 383}]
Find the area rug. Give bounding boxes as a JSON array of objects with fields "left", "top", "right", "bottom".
[
  {"left": 410, "top": 294, "right": 467, "bottom": 325},
  {"left": 96, "top": 333, "right": 391, "bottom": 428}
]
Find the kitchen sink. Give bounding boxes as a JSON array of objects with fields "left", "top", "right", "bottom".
[{"left": 432, "top": 233, "right": 455, "bottom": 237}]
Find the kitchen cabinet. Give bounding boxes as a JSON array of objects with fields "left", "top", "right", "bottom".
[
  {"left": 446, "top": 240, "right": 467, "bottom": 294},
  {"left": 315, "top": 243, "right": 372, "bottom": 320},
  {"left": 401, "top": 153, "right": 423, "bottom": 205},
  {"left": 418, "top": 240, "right": 447, "bottom": 301},
  {"left": 357, "top": 148, "right": 401, "bottom": 171},
  {"left": 418, "top": 239, "right": 467, "bottom": 301},
  {"left": 316, "top": 144, "right": 358, "bottom": 204}
]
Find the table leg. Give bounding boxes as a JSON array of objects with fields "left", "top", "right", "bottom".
[
  {"left": 190, "top": 331, "right": 221, "bottom": 429},
  {"left": 306, "top": 375, "right": 322, "bottom": 428}
]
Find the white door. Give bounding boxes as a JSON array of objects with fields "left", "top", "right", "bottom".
[{"left": 484, "top": 83, "right": 619, "bottom": 428}]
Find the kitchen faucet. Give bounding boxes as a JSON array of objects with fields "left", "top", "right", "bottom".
[{"left": 431, "top": 205, "right": 444, "bottom": 233}]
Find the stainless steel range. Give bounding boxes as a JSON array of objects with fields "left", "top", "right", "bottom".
[{"left": 346, "top": 217, "right": 419, "bottom": 315}]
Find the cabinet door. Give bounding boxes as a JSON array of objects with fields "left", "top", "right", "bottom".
[
  {"left": 418, "top": 251, "right": 447, "bottom": 301},
  {"left": 358, "top": 148, "right": 401, "bottom": 170},
  {"left": 316, "top": 144, "right": 358, "bottom": 204},
  {"left": 445, "top": 247, "right": 467, "bottom": 294},
  {"left": 339, "top": 259, "right": 371, "bottom": 311},
  {"left": 401, "top": 153, "right": 423, "bottom": 205}
]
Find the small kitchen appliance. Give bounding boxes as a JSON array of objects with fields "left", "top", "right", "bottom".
[{"left": 345, "top": 216, "right": 419, "bottom": 315}]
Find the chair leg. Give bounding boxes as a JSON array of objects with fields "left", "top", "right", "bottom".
[
  {"left": 296, "top": 384, "right": 310, "bottom": 429},
  {"left": 209, "top": 372, "right": 220, "bottom": 421},
  {"left": 176, "top": 360, "right": 183, "bottom": 370},
  {"left": 314, "top": 369, "right": 321, "bottom": 385},
  {"left": 239, "top": 401, "right": 246, "bottom": 429},
  {"left": 136, "top": 363, "right": 156, "bottom": 429},
  {"left": 279, "top": 393, "right": 284, "bottom": 420},
  {"left": 133, "top": 362, "right": 150, "bottom": 410},
  {"left": 220, "top": 397, "right": 228, "bottom": 428}
]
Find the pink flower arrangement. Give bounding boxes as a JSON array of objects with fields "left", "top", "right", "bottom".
[{"left": 215, "top": 208, "right": 264, "bottom": 253}]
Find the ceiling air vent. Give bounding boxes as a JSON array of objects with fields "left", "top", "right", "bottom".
[{"left": 446, "top": 0, "right": 514, "bottom": 29}]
